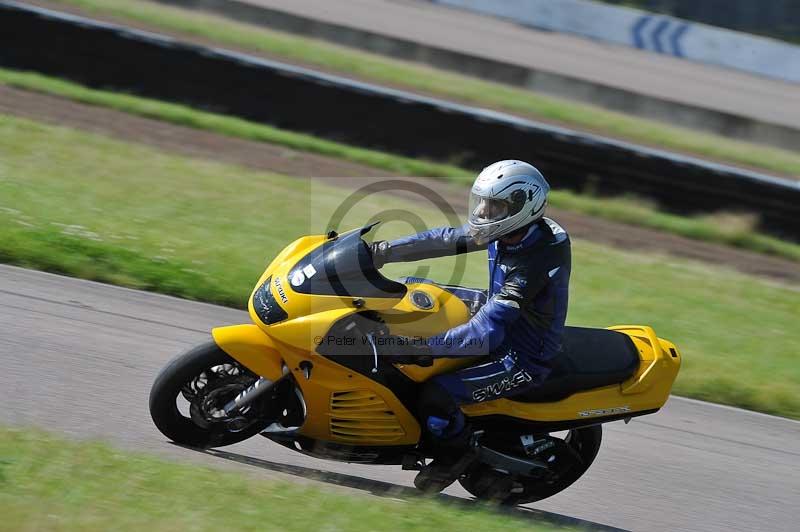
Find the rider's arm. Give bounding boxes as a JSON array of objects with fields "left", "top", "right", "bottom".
[
  {"left": 426, "top": 269, "right": 545, "bottom": 357},
  {"left": 372, "top": 224, "right": 486, "bottom": 266}
]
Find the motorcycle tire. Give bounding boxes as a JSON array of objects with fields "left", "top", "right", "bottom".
[
  {"left": 459, "top": 425, "right": 602, "bottom": 505},
  {"left": 149, "top": 341, "right": 270, "bottom": 449}
]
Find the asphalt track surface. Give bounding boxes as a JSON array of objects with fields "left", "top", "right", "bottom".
[
  {"left": 242, "top": 0, "right": 800, "bottom": 130},
  {"left": 2, "top": 264, "right": 799, "bottom": 531}
]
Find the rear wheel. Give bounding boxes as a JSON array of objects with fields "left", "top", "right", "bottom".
[
  {"left": 459, "top": 425, "right": 602, "bottom": 505},
  {"left": 149, "top": 342, "right": 274, "bottom": 448}
]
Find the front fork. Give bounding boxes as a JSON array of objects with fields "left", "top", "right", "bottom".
[{"left": 222, "top": 364, "right": 290, "bottom": 417}]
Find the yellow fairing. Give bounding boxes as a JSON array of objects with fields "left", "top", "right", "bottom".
[
  {"left": 385, "top": 282, "right": 482, "bottom": 381},
  {"left": 212, "top": 324, "right": 285, "bottom": 381},
  {"left": 282, "top": 345, "right": 421, "bottom": 445},
  {"left": 215, "top": 230, "right": 680, "bottom": 447},
  {"left": 462, "top": 325, "right": 681, "bottom": 422},
  {"left": 212, "top": 322, "right": 422, "bottom": 445},
  {"left": 248, "top": 234, "right": 403, "bottom": 352},
  {"left": 215, "top": 230, "right": 424, "bottom": 445}
]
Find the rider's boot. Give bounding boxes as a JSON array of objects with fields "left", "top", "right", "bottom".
[{"left": 414, "top": 414, "right": 476, "bottom": 493}]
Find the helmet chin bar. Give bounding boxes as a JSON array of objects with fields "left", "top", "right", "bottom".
[
  {"left": 469, "top": 213, "right": 538, "bottom": 245},
  {"left": 467, "top": 223, "right": 500, "bottom": 245}
]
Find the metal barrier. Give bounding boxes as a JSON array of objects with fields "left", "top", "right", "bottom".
[{"left": 1, "top": 1, "right": 797, "bottom": 238}]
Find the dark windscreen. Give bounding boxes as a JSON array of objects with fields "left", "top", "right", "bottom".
[{"left": 288, "top": 225, "right": 407, "bottom": 299}]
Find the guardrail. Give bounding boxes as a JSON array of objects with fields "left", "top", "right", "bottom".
[{"left": 1, "top": 1, "right": 798, "bottom": 239}]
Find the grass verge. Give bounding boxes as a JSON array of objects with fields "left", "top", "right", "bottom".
[
  {"left": 45, "top": 0, "right": 800, "bottom": 178},
  {"left": 1, "top": 115, "right": 799, "bottom": 418},
  {"left": 0, "top": 70, "right": 463, "bottom": 179},
  {"left": 0, "top": 427, "right": 564, "bottom": 531},
  {"left": 1, "top": 68, "right": 799, "bottom": 262}
]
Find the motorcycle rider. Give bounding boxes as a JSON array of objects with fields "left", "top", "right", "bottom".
[{"left": 370, "top": 160, "right": 571, "bottom": 489}]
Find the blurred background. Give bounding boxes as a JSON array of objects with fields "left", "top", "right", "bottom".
[{"left": 1, "top": 1, "right": 798, "bottom": 531}]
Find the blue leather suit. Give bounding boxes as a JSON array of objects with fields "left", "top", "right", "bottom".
[{"left": 382, "top": 218, "right": 571, "bottom": 437}]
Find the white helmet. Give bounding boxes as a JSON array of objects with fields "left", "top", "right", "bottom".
[{"left": 467, "top": 160, "right": 550, "bottom": 244}]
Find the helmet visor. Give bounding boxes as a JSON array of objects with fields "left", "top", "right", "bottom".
[{"left": 468, "top": 193, "right": 510, "bottom": 225}]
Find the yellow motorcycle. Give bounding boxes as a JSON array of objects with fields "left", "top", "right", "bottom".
[{"left": 150, "top": 224, "right": 681, "bottom": 503}]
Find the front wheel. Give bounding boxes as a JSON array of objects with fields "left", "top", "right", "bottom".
[
  {"left": 149, "top": 342, "right": 273, "bottom": 448},
  {"left": 460, "top": 425, "right": 602, "bottom": 505}
]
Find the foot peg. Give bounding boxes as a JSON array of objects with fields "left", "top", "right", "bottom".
[
  {"left": 401, "top": 454, "right": 424, "bottom": 471},
  {"left": 414, "top": 432, "right": 484, "bottom": 493}
]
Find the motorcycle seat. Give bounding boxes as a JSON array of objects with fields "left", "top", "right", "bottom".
[{"left": 512, "top": 327, "right": 640, "bottom": 403}]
